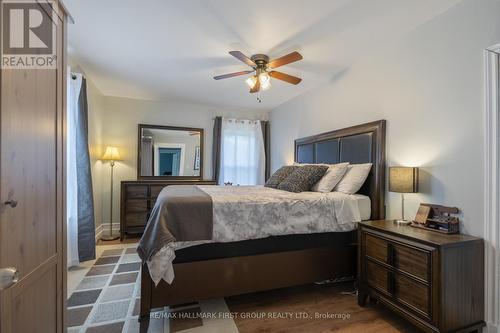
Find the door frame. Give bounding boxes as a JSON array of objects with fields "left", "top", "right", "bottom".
[
  {"left": 484, "top": 44, "right": 500, "bottom": 333},
  {"left": 154, "top": 143, "right": 186, "bottom": 176}
]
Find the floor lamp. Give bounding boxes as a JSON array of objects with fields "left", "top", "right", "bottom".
[{"left": 101, "top": 146, "right": 122, "bottom": 241}]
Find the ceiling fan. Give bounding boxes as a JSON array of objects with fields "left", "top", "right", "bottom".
[{"left": 213, "top": 51, "right": 303, "bottom": 94}]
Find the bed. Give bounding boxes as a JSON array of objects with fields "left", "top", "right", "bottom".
[{"left": 138, "top": 120, "right": 386, "bottom": 329}]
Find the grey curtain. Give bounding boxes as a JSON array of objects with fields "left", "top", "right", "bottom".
[
  {"left": 261, "top": 120, "right": 270, "bottom": 181},
  {"left": 212, "top": 116, "right": 222, "bottom": 184},
  {"left": 141, "top": 136, "right": 154, "bottom": 176},
  {"left": 76, "top": 78, "right": 96, "bottom": 262}
]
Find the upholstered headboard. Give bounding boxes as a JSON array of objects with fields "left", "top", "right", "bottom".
[{"left": 294, "top": 120, "right": 386, "bottom": 219}]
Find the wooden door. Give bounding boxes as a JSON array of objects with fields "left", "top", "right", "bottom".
[{"left": 0, "top": 1, "right": 67, "bottom": 332}]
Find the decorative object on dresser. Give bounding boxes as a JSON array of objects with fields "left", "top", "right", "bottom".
[
  {"left": 120, "top": 180, "right": 216, "bottom": 240},
  {"left": 101, "top": 146, "right": 123, "bottom": 241},
  {"left": 389, "top": 166, "right": 419, "bottom": 224},
  {"left": 412, "top": 204, "right": 460, "bottom": 234},
  {"left": 358, "top": 220, "right": 484, "bottom": 333}
]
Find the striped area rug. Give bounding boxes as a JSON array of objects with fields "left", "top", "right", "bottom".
[{"left": 67, "top": 245, "right": 239, "bottom": 333}]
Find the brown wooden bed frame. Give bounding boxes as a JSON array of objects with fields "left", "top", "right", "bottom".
[{"left": 139, "top": 120, "right": 386, "bottom": 330}]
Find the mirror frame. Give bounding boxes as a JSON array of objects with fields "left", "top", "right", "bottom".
[{"left": 137, "top": 124, "right": 204, "bottom": 180}]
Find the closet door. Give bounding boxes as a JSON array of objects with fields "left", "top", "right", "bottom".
[{"left": 0, "top": 1, "right": 67, "bottom": 332}]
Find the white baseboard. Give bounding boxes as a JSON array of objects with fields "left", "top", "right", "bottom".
[
  {"left": 95, "top": 223, "right": 103, "bottom": 242},
  {"left": 486, "top": 322, "right": 499, "bottom": 333},
  {"left": 95, "top": 222, "right": 120, "bottom": 241}
]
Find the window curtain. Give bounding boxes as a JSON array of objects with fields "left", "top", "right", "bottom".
[
  {"left": 219, "top": 118, "right": 265, "bottom": 185},
  {"left": 212, "top": 116, "right": 222, "bottom": 183},
  {"left": 67, "top": 72, "right": 96, "bottom": 267},
  {"left": 260, "top": 120, "right": 270, "bottom": 181},
  {"left": 141, "top": 136, "right": 154, "bottom": 176}
]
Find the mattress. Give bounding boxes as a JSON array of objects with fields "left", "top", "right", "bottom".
[
  {"left": 173, "top": 193, "right": 370, "bottom": 264},
  {"left": 353, "top": 194, "right": 371, "bottom": 221}
]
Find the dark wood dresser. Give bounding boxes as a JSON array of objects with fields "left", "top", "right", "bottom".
[
  {"left": 358, "top": 220, "right": 484, "bottom": 333},
  {"left": 120, "top": 180, "right": 216, "bottom": 240}
]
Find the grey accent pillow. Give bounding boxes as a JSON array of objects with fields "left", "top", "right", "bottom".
[
  {"left": 277, "top": 165, "right": 329, "bottom": 193},
  {"left": 265, "top": 165, "right": 298, "bottom": 188}
]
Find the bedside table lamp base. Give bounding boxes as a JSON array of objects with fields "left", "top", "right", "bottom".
[
  {"left": 389, "top": 167, "right": 418, "bottom": 226},
  {"left": 394, "top": 193, "right": 411, "bottom": 225}
]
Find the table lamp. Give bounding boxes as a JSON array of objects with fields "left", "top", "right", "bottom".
[
  {"left": 101, "top": 146, "right": 122, "bottom": 240},
  {"left": 389, "top": 166, "right": 419, "bottom": 225}
]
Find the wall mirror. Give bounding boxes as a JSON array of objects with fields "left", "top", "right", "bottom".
[{"left": 138, "top": 124, "right": 203, "bottom": 179}]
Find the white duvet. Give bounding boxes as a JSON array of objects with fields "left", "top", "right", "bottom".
[{"left": 147, "top": 185, "right": 362, "bottom": 285}]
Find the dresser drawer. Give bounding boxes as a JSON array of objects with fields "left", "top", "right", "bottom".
[
  {"left": 126, "top": 185, "right": 148, "bottom": 199},
  {"left": 125, "top": 199, "right": 148, "bottom": 212},
  {"left": 393, "top": 243, "right": 430, "bottom": 281},
  {"left": 150, "top": 185, "right": 166, "bottom": 198},
  {"left": 364, "top": 231, "right": 431, "bottom": 282},
  {"left": 365, "top": 233, "right": 388, "bottom": 263},
  {"left": 125, "top": 212, "right": 149, "bottom": 227},
  {"left": 394, "top": 273, "right": 430, "bottom": 318},
  {"left": 365, "top": 261, "right": 390, "bottom": 295}
]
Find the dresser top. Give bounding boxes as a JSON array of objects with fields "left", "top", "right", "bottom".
[
  {"left": 360, "top": 220, "right": 482, "bottom": 247},
  {"left": 122, "top": 179, "right": 216, "bottom": 185}
]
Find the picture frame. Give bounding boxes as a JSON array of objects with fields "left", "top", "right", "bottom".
[{"left": 414, "top": 204, "right": 431, "bottom": 224}]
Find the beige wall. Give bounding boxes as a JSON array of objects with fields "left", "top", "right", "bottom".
[
  {"left": 270, "top": 0, "right": 500, "bottom": 237},
  {"left": 93, "top": 96, "right": 268, "bottom": 226}
]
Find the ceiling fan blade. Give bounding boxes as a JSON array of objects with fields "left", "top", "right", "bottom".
[
  {"left": 268, "top": 51, "right": 303, "bottom": 69},
  {"left": 250, "top": 79, "right": 260, "bottom": 93},
  {"left": 269, "top": 71, "right": 302, "bottom": 85},
  {"left": 213, "top": 70, "right": 253, "bottom": 80},
  {"left": 229, "top": 51, "right": 256, "bottom": 67}
]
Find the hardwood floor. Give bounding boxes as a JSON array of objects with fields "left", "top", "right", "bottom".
[
  {"left": 104, "top": 237, "right": 421, "bottom": 332},
  {"left": 226, "top": 282, "right": 421, "bottom": 333}
]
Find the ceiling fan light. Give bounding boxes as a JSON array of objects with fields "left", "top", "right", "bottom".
[
  {"left": 261, "top": 79, "right": 271, "bottom": 91},
  {"left": 245, "top": 76, "right": 257, "bottom": 88},
  {"left": 259, "top": 72, "right": 270, "bottom": 84}
]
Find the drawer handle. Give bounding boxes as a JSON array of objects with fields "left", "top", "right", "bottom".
[
  {"left": 387, "top": 243, "right": 395, "bottom": 265},
  {"left": 387, "top": 272, "right": 396, "bottom": 294}
]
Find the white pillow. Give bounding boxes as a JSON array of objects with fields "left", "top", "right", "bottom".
[
  {"left": 334, "top": 163, "right": 372, "bottom": 194},
  {"left": 311, "top": 163, "right": 349, "bottom": 192},
  {"left": 293, "top": 162, "right": 350, "bottom": 193}
]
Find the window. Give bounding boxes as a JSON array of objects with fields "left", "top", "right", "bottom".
[{"left": 219, "top": 119, "right": 265, "bottom": 185}]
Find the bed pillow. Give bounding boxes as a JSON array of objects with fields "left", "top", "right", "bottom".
[
  {"left": 265, "top": 165, "right": 298, "bottom": 188},
  {"left": 277, "top": 165, "right": 329, "bottom": 193},
  {"left": 334, "top": 163, "right": 372, "bottom": 194},
  {"left": 311, "top": 162, "right": 350, "bottom": 192}
]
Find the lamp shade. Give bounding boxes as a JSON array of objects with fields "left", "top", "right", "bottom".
[
  {"left": 389, "top": 167, "right": 418, "bottom": 193},
  {"left": 101, "top": 146, "right": 122, "bottom": 161}
]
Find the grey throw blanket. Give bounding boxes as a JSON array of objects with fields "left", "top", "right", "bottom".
[{"left": 137, "top": 185, "right": 213, "bottom": 261}]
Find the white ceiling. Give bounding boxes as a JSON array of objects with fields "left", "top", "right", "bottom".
[{"left": 65, "top": 0, "right": 461, "bottom": 110}]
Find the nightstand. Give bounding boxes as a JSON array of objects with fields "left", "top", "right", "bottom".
[{"left": 358, "top": 220, "right": 485, "bottom": 333}]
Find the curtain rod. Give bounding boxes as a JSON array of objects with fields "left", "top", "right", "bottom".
[
  {"left": 70, "top": 72, "right": 86, "bottom": 80},
  {"left": 211, "top": 117, "right": 267, "bottom": 121}
]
